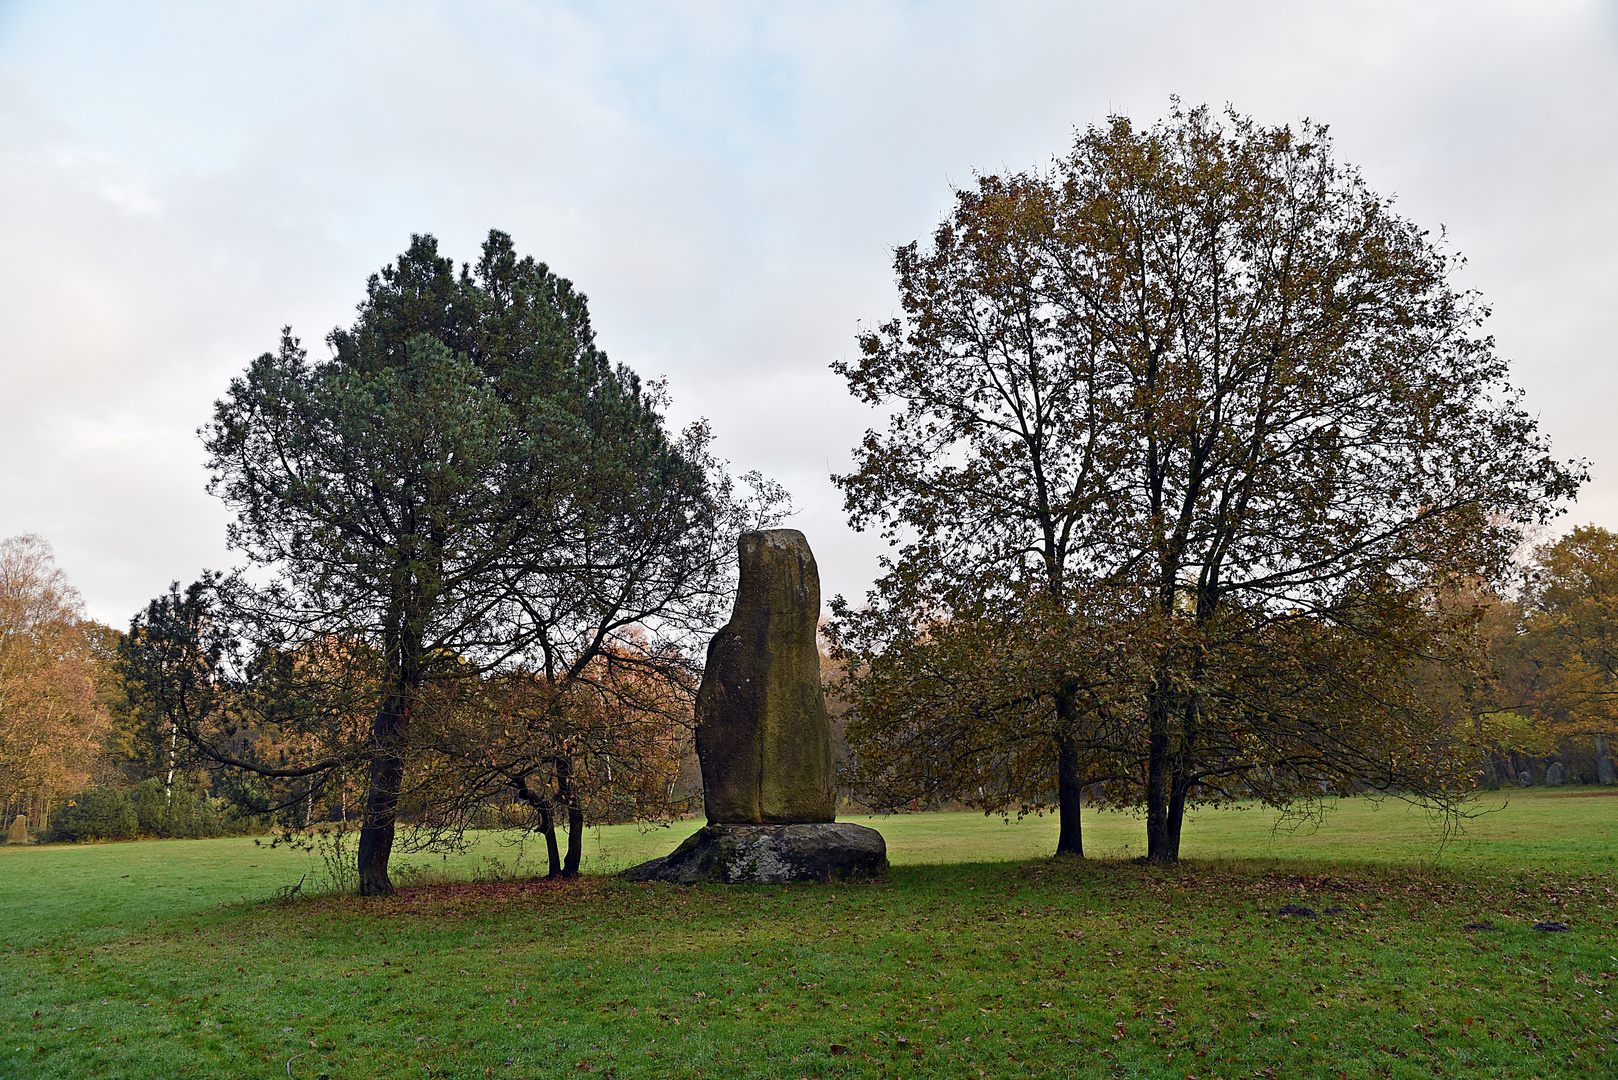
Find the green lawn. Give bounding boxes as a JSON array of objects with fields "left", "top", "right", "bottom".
[
  {"left": 586, "top": 789, "right": 1618, "bottom": 874},
  {"left": 3, "top": 789, "right": 1615, "bottom": 1078}
]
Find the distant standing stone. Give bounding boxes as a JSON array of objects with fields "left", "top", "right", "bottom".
[
  {"left": 1546, "top": 761, "right": 1566, "bottom": 786},
  {"left": 695, "top": 529, "right": 835, "bottom": 824},
  {"left": 1518, "top": 770, "right": 1533, "bottom": 787},
  {"left": 5, "top": 814, "right": 26, "bottom": 844}
]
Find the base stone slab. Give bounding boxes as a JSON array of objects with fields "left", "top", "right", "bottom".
[{"left": 621, "top": 822, "right": 887, "bottom": 884}]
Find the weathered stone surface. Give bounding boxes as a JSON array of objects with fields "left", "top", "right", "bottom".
[
  {"left": 622, "top": 823, "right": 887, "bottom": 884},
  {"left": 637, "top": 530, "right": 883, "bottom": 884},
  {"left": 5, "top": 814, "right": 26, "bottom": 845},
  {"left": 1518, "top": 770, "right": 1533, "bottom": 787},
  {"left": 695, "top": 530, "right": 834, "bottom": 824},
  {"left": 1546, "top": 761, "right": 1567, "bottom": 786}
]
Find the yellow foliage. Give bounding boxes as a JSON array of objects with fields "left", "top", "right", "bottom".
[
  {"left": 0, "top": 535, "right": 108, "bottom": 813},
  {"left": 1475, "top": 710, "right": 1559, "bottom": 757}
]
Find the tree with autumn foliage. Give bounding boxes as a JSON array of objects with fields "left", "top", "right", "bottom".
[
  {"left": 831, "top": 104, "right": 1581, "bottom": 861},
  {"left": 0, "top": 534, "right": 109, "bottom": 834},
  {"left": 403, "top": 637, "right": 697, "bottom": 878},
  {"left": 1474, "top": 526, "right": 1618, "bottom": 783}
]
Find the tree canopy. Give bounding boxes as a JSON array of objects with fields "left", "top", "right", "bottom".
[
  {"left": 0, "top": 534, "right": 108, "bottom": 831},
  {"left": 832, "top": 105, "right": 1582, "bottom": 860},
  {"left": 1466, "top": 526, "right": 1618, "bottom": 784}
]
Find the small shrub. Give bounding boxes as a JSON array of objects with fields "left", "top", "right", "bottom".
[
  {"left": 135, "top": 778, "right": 182, "bottom": 835},
  {"left": 314, "top": 827, "right": 359, "bottom": 894},
  {"left": 135, "top": 778, "right": 209, "bottom": 837},
  {"left": 132, "top": 777, "right": 268, "bottom": 838},
  {"left": 48, "top": 787, "right": 138, "bottom": 842}
]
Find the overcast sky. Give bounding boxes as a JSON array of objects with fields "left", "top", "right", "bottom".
[{"left": 2, "top": 0, "right": 1616, "bottom": 626}]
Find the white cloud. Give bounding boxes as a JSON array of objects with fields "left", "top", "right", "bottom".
[{"left": 1, "top": 0, "right": 1615, "bottom": 622}]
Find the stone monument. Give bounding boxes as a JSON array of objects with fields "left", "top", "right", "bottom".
[{"left": 624, "top": 530, "right": 886, "bottom": 884}]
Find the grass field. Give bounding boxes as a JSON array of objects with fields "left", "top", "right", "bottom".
[{"left": 2, "top": 789, "right": 1615, "bottom": 1078}]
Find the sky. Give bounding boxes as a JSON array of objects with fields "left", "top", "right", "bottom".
[{"left": 1, "top": 0, "right": 1616, "bottom": 626}]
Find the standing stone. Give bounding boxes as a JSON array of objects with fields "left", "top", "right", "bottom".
[
  {"left": 695, "top": 529, "right": 834, "bottom": 824},
  {"left": 5, "top": 814, "right": 26, "bottom": 844},
  {"left": 1597, "top": 736, "right": 1616, "bottom": 784},
  {"left": 1518, "top": 769, "right": 1534, "bottom": 787},
  {"left": 624, "top": 530, "right": 886, "bottom": 884},
  {"left": 1546, "top": 761, "right": 1567, "bottom": 786}
]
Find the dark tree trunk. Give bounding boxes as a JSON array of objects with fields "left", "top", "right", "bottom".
[
  {"left": 357, "top": 755, "right": 402, "bottom": 896},
  {"left": 1144, "top": 690, "right": 1174, "bottom": 863},
  {"left": 541, "top": 802, "right": 562, "bottom": 879},
  {"left": 555, "top": 755, "right": 583, "bottom": 878},
  {"left": 1164, "top": 695, "right": 1198, "bottom": 858},
  {"left": 1054, "top": 688, "right": 1084, "bottom": 857},
  {"left": 358, "top": 684, "right": 409, "bottom": 897},
  {"left": 564, "top": 803, "right": 584, "bottom": 877},
  {"left": 515, "top": 773, "right": 563, "bottom": 879},
  {"left": 1165, "top": 770, "right": 1188, "bottom": 856}
]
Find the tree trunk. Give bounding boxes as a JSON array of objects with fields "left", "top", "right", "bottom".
[
  {"left": 540, "top": 802, "right": 562, "bottom": 878},
  {"left": 358, "top": 685, "right": 409, "bottom": 897},
  {"left": 555, "top": 755, "right": 583, "bottom": 878},
  {"left": 165, "top": 722, "right": 177, "bottom": 810},
  {"left": 1144, "top": 691, "right": 1174, "bottom": 862},
  {"left": 1597, "top": 735, "right": 1616, "bottom": 785},
  {"left": 514, "top": 772, "right": 563, "bottom": 879},
  {"left": 564, "top": 802, "right": 584, "bottom": 877},
  {"left": 1054, "top": 688, "right": 1084, "bottom": 857},
  {"left": 1165, "top": 757, "right": 1189, "bottom": 857},
  {"left": 1163, "top": 695, "right": 1199, "bottom": 858}
]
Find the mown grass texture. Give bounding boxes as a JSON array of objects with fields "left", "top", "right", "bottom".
[{"left": 2, "top": 789, "right": 1615, "bottom": 1079}]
